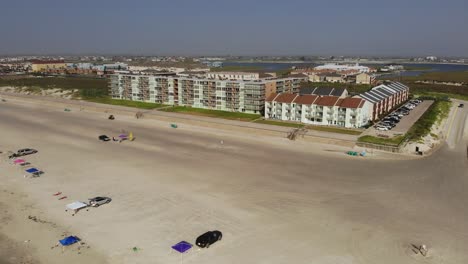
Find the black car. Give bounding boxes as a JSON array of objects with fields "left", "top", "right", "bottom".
[
  {"left": 459, "top": 104, "right": 464, "bottom": 108},
  {"left": 99, "top": 135, "right": 110, "bottom": 141},
  {"left": 195, "top": 230, "right": 222, "bottom": 248}
]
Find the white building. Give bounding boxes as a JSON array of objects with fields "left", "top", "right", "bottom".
[
  {"left": 314, "top": 63, "right": 371, "bottom": 73},
  {"left": 265, "top": 93, "right": 372, "bottom": 128}
]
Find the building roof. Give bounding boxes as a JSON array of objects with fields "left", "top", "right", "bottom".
[
  {"left": 330, "top": 87, "right": 346, "bottom": 96},
  {"left": 299, "top": 86, "right": 347, "bottom": 97},
  {"left": 293, "top": 94, "right": 319, "bottom": 105},
  {"left": 266, "top": 93, "right": 279, "bottom": 102},
  {"left": 339, "top": 97, "right": 365, "bottom": 108},
  {"left": 373, "top": 87, "right": 393, "bottom": 97},
  {"left": 274, "top": 93, "right": 298, "bottom": 103},
  {"left": 299, "top": 87, "right": 316, "bottom": 95},
  {"left": 315, "top": 96, "right": 340, "bottom": 106}
]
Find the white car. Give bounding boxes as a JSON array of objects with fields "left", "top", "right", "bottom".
[{"left": 376, "top": 126, "right": 389, "bottom": 131}]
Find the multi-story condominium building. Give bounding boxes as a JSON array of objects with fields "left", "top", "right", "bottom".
[
  {"left": 358, "top": 82, "right": 409, "bottom": 120},
  {"left": 109, "top": 73, "right": 306, "bottom": 114},
  {"left": 264, "top": 82, "right": 409, "bottom": 128},
  {"left": 265, "top": 93, "right": 372, "bottom": 128}
]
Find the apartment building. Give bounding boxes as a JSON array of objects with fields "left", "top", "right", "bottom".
[
  {"left": 265, "top": 93, "right": 372, "bottom": 128},
  {"left": 358, "top": 82, "right": 409, "bottom": 120},
  {"left": 109, "top": 73, "right": 306, "bottom": 114}
]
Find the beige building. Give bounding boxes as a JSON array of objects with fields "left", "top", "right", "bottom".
[
  {"left": 324, "top": 73, "right": 345, "bottom": 83},
  {"left": 31, "top": 60, "right": 67, "bottom": 72},
  {"left": 356, "top": 73, "right": 375, "bottom": 84}
]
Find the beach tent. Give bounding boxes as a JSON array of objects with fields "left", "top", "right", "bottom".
[
  {"left": 66, "top": 201, "right": 88, "bottom": 212},
  {"left": 59, "top": 236, "right": 80, "bottom": 246},
  {"left": 172, "top": 241, "right": 192, "bottom": 253}
]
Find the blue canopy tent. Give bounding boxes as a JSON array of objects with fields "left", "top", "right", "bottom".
[
  {"left": 59, "top": 236, "right": 80, "bottom": 246},
  {"left": 172, "top": 241, "right": 192, "bottom": 253}
]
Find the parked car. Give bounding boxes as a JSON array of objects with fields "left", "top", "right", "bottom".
[
  {"left": 388, "top": 115, "right": 401, "bottom": 120},
  {"left": 88, "top": 197, "right": 112, "bottom": 207},
  {"left": 98, "top": 135, "right": 110, "bottom": 141},
  {"left": 195, "top": 231, "right": 222, "bottom": 248},
  {"left": 376, "top": 126, "right": 389, "bottom": 131},
  {"left": 12, "top": 148, "right": 38, "bottom": 158},
  {"left": 381, "top": 122, "right": 396, "bottom": 128}
]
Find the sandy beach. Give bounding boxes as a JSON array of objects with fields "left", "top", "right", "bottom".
[{"left": 1, "top": 96, "right": 467, "bottom": 264}]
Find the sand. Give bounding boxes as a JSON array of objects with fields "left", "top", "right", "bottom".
[{"left": 1, "top": 96, "right": 467, "bottom": 264}]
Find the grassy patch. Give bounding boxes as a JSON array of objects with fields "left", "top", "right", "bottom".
[
  {"left": 0, "top": 76, "right": 108, "bottom": 98},
  {"left": 403, "top": 71, "right": 468, "bottom": 83},
  {"left": 161, "top": 106, "right": 260, "bottom": 121},
  {"left": 307, "top": 125, "right": 363, "bottom": 135},
  {"left": 254, "top": 119, "right": 305, "bottom": 128},
  {"left": 86, "top": 97, "right": 166, "bottom": 109},
  {"left": 358, "top": 135, "right": 405, "bottom": 146},
  {"left": 414, "top": 91, "right": 468, "bottom": 101},
  {"left": 405, "top": 100, "right": 451, "bottom": 142}
]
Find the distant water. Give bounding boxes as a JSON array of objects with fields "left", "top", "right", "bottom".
[{"left": 223, "top": 62, "right": 468, "bottom": 76}]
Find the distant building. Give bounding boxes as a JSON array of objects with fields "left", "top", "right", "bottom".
[
  {"left": 314, "top": 63, "right": 372, "bottom": 73},
  {"left": 31, "top": 60, "right": 67, "bottom": 72},
  {"left": 206, "top": 71, "right": 275, "bottom": 81},
  {"left": 324, "top": 73, "right": 345, "bottom": 83},
  {"left": 356, "top": 73, "right": 375, "bottom": 84}
]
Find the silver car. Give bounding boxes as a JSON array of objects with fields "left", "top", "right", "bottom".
[{"left": 88, "top": 197, "right": 112, "bottom": 207}]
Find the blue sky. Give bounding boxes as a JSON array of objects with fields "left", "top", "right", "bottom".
[{"left": 1, "top": 0, "right": 467, "bottom": 56}]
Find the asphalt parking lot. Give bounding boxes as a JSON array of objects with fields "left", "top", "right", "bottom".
[{"left": 368, "top": 100, "right": 434, "bottom": 137}]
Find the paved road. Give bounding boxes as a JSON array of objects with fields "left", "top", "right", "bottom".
[
  {"left": 446, "top": 99, "right": 468, "bottom": 148},
  {"left": 0, "top": 99, "right": 467, "bottom": 264}
]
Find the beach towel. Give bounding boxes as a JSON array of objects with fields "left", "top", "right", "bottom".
[
  {"left": 172, "top": 241, "right": 192, "bottom": 253},
  {"left": 59, "top": 236, "right": 80, "bottom": 246}
]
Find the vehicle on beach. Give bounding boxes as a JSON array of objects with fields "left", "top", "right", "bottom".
[
  {"left": 459, "top": 104, "right": 464, "bottom": 108},
  {"left": 195, "top": 230, "right": 222, "bottom": 248},
  {"left": 88, "top": 197, "right": 112, "bottom": 207},
  {"left": 9, "top": 148, "right": 38, "bottom": 158},
  {"left": 99, "top": 135, "right": 110, "bottom": 141}
]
